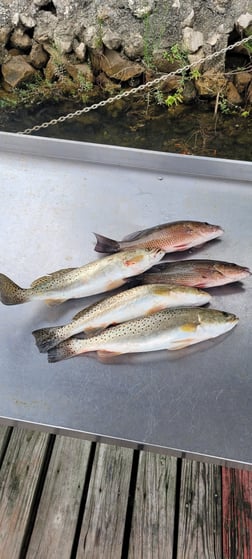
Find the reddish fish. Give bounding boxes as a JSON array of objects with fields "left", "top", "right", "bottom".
[
  {"left": 94, "top": 220, "right": 223, "bottom": 254},
  {"left": 140, "top": 259, "right": 251, "bottom": 288}
]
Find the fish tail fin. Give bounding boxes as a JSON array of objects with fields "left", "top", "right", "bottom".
[
  {"left": 48, "top": 338, "right": 87, "bottom": 363},
  {"left": 32, "top": 326, "right": 64, "bottom": 353},
  {"left": 93, "top": 233, "right": 120, "bottom": 253},
  {"left": 0, "top": 274, "right": 30, "bottom": 305}
]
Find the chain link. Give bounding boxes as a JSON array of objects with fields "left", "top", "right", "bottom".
[{"left": 18, "top": 36, "right": 251, "bottom": 135}]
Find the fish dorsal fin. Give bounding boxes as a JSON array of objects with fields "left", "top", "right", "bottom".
[
  {"left": 123, "top": 223, "right": 164, "bottom": 242},
  {"left": 122, "top": 229, "right": 147, "bottom": 242},
  {"left": 31, "top": 268, "right": 76, "bottom": 288}
]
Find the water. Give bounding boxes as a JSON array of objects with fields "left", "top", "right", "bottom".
[{"left": 1, "top": 96, "right": 252, "bottom": 161}]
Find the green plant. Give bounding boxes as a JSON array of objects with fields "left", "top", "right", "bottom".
[
  {"left": 153, "top": 88, "right": 165, "bottom": 105},
  {"left": 218, "top": 94, "right": 231, "bottom": 114},
  {"left": 165, "top": 86, "right": 184, "bottom": 107},
  {"left": 143, "top": 13, "right": 154, "bottom": 68},
  {"left": 163, "top": 44, "right": 188, "bottom": 65},
  {"left": 190, "top": 68, "right": 201, "bottom": 80}
]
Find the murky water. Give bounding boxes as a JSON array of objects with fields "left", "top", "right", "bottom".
[{"left": 1, "top": 96, "right": 252, "bottom": 161}]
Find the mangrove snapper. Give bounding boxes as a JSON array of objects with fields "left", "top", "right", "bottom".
[
  {"left": 47, "top": 307, "right": 238, "bottom": 363},
  {"left": 33, "top": 283, "right": 211, "bottom": 352},
  {"left": 0, "top": 248, "right": 164, "bottom": 306},
  {"left": 140, "top": 259, "right": 251, "bottom": 288},
  {"left": 94, "top": 220, "right": 223, "bottom": 254}
]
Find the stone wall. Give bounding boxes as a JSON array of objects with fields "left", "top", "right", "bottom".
[{"left": 0, "top": 0, "right": 252, "bottom": 106}]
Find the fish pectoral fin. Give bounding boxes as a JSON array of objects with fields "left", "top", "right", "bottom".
[
  {"left": 45, "top": 298, "right": 66, "bottom": 306},
  {"left": 168, "top": 321, "right": 199, "bottom": 350},
  {"left": 97, "top": 350, "right": 123, "bottom": 363},
  {"left": 168, "top": 338, "right": 196, "bottom": 350}
]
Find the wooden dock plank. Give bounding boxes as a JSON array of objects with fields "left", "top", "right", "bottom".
[
  {"left": 222, "top": 467, "right": 252, "bottom": 559},
  {"left": 128, "top": 451, "right": 177, "bottom": 559},
  {"left": 76, "top": 443, "right": 134, "bottom": 559},
  {"left": 0, "top": 428, "right": 50, "bottom": 559},
  {"left": 0, "top": 426, "right": 11, "bottom": 464},
  {"left": 26, "top": 435, "right": 92, "bottom": 559},
  {"left": 177, "top": 460, "right": 222, "bottom": 559}
]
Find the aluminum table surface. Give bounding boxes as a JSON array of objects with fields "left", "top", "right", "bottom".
[{"left": 0, "top": 131, "right": 252, "bottom": 468}]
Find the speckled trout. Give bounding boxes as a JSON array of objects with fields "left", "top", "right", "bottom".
[
  {"left": 32, "top": 284, "right": 211, "bottom": 353},
  {"left": 0, "top": 248, "right": 164, "bottom": 306},
  {"left": 94, "top": 220, "right": 223, "bottom": 254},
  {"left": 140, "top": 259, "right": 251, "bottom": 288},
  {"left": 47, "top": 307, "right": 238, "bottom": 363}
]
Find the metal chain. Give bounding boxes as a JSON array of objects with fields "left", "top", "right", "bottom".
[{"left": 18, "top": 35, "right": 251, "bottom": 135}]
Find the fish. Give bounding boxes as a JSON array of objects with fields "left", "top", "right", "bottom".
[
  {"left": 32, "top": 284, "right": 211, "bottom": 353},
  {"left": 0, "top": 248, "right": 164, "bottom": 306},
  {"left": 139, "top": 259, "right": 251, "bottom": 288},
  {"left": 94, "top": 220, "right": 223, "bottom": 254},
  {"left": 47, "top": 307, "right": 238, "bottom": 363}
]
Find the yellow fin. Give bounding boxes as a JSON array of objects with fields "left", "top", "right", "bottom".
[
  {"left": 180, "top": 322, "right": 198, "bottom": 332},
  {"left": 31, "top": 268, "right": 76, "bottom": 288}
]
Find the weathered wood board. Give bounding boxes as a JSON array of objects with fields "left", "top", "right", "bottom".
[
  {"left": 0, "top": 429, "right": 49, "bottom": 559},
  {"left": 177, "top": 460, "right": 222, "bottom": 559},
  {"left": 26, "top": 436, "right": 92, "bottom": 559},
  {"left": 128, "top": 451, "right": 177, "bottom": 559},
  {"left": 222, "top": 467, "right": 252, "bottom": 559},
  {"left": 76, "top": 443, "right": 133, "bottom": 559}
]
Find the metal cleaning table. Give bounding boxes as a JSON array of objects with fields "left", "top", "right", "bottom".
[{"left": 0, "top": 131, "right": 252, "bottom": 468}]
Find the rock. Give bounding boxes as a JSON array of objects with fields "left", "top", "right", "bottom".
[
  {"left": 20, "top": 14, "right": 36, "bottom": 29},
  {"left": 96, "top": 72, "right": 121, "bottom": 92},
  {"left": 123, "top": 33, "right": 144, "bottom": 59},
  {"left": 29, "top": 42, "right": 49, "bottom": 69},
  {"left": 53, "top": 20, "right": 77, "bottom": 54},
  {"left": 234, "top": 71, "right": 252, "bottom": 93},
  {"left": 97, "top": 6, "right": 114, "bottom": 21},
  {"left": 128, "top": 0, "right": 155, "bottom": 19},
  {"left": 181, "top": 9, "right": 194, "bottom": 28},
  {"left": 182, "top": 27, "right": 204, "bottom": 53},
  {"left": 10, "top": 28, "right": 32, "bottom": 51},
  {"left": 159, "top": 75, "right": 182, "bottom": 93},
  {"left": 33, "top": 12, "right": 58, "bottom": 43},
  {"left": 0, "top": 26, "right": 12, "bottom": 46},
  {"left": 246, "top": 82, "right": 252, "bottom": 104},
  {"left": 43, "top": 56, "right": 64, "bottom": 81},
  {"left": 12, "top": 13, "right": 19, "bottom": 26},
  {"left": 33, "top": 0, "right": 51, "bottom": 6},
  {"left": 236, "top": 13, "right": 252, "bottom": 30},
  {"left": 73, "top": 41, "right": 86, "bottom": 62},
  {"left": 0, "top": 45, "right": 8, "bottom": 64},
  {"left": 225, "top": 82, "right": 243, "bottom": 105},
  {"left": 83, "top": 26, "right": 101, "bottom": 50},
  {"left": 207, "top": 33, "right": 221, "bottom": 47},
  {"left": 65, "top": 62, "right": 94, "bottom": 83},
  {"left": 182, "top": 79, "right": 197, "bottom": 103},
  {"left": 1, "top": 54, "right": 37, "bottom": 88},
  {"left": 102, "top": 29, "right": 121, "bottom": 50},
  {"left": 100, "top": 47, "right": 143, "bottom": 81},
  {"left": 152, "top": 50, "right": 182, "bottom": 73},
  {"left": 188, "top": 48, "right": 204, "bottom": 70},
  {"left": 195, "top": 70, "right": 227, "bottom": 97},
  {"left": 54, "top": 37, "right": 73, "bottom": 55}
]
